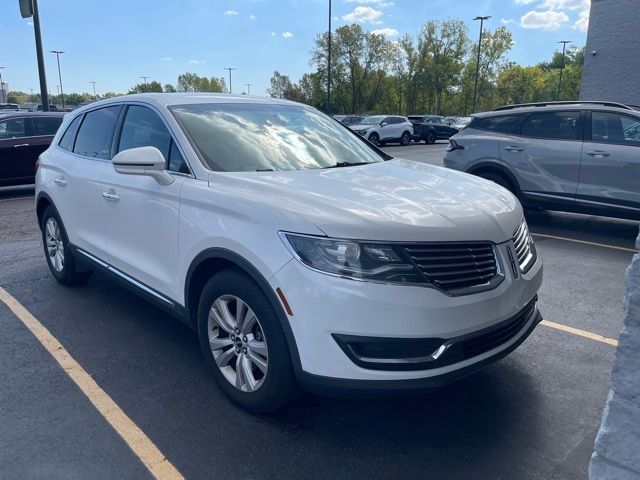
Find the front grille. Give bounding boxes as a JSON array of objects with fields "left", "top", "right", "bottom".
[
  {"left": 404, "top": 243, "right": 499, "bottom": 293},
  {"left": 512, "top": 220, "right": 536, "bottom": 273}
]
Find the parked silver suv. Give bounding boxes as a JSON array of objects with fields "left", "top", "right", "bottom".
[{"left": 444, "top": 102, "right": 640, "bottom": 221}]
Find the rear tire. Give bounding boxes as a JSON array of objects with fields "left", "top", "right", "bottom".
[
  {"left": 425, "top": 132, "right": 436, "bottom": 144},
  {"left": 400, "top": 131, "right": 411, "bottom": 146},
  {"left": 197, "top": 269, "right": 299, "bottom": 413},
  {"left": 41, "top": 206, "right": 93, "bottom": 285}
]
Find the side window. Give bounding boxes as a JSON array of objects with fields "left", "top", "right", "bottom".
[
  {"left": 58, "top": 115, "right": 83, "bottom": 151},
  {"left": 73, "top": 106, "right": 121, "bottom": 159},
  {"left": 522, "top": 111, "right": 581, "bottom": 140},
  {"left": 168, "top": 142, "right": 190, "bottom": 174},
  {"left": 592, "top": 112, "right": 640, "bottom": 146},
  {"left": 382, "top": 117, "right": 392, "bottom": 125},
  {"left": 117, "top": 105, "right": 171, "bottom": 160},
  {"left": 32, "top": 116, "right": 64, "bottom": 136},
  {"left": 0, "top": 118, "right": 27, "bottom": 140},
  {"left": 472, "top": 115, "right": 527, "bottom": 135}
]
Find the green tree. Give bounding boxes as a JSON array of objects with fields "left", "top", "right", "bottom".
[
  {"left": 128, "top": 81, "right": 163, "bottom": 93},
  {"left": 176, "top": 73, "right": 227, "bottom": 92}
]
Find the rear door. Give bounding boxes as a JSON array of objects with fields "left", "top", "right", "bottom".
[
  {"left": 577, "top": 110, "right": 640, "bottom": 215},
  {"left": 499, "top": 110, "right": 584, "bottom": 207},
  {"left": 0, "top": 116, "right": 31, "bottom": 184}
]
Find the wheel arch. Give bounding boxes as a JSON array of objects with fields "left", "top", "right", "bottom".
[
  {"left": 36, "top": 192, "right": 56, "bottom": 228},
  {"left": 184, "top": 248, "right": 302, "bottom": 371},
  {"left": 467, "top": 161, "right": 521, "bottom": 195}
]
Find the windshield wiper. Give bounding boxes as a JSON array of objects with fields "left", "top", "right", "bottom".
[
  {"left": 256, "top": 168, "right": 275, "bottom": 172},
  {"left": 323, "top": 161, "right": 372, "bottom": 169}
]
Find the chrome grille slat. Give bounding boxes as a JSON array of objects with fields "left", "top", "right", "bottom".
[{"left": 403, "top": 242, "right": 499, "bottom": 292}]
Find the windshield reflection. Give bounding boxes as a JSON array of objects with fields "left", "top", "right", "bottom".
[{"left": 171, "top": 103, "right": 385, "bottom": 172}]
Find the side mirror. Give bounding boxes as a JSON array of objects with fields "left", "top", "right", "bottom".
[
  {"left": 380, "top": 122, "right": 388, "bottom": 127},
  {"left": 112, "top": 146, "right": 174, "bottom": 186}
]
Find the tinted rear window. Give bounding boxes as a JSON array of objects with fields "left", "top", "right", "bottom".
[
  {"left": 32, "top": 116, "right": 64, "bottom": 136},
  {"left": 471, "top": 114, "right": 527, "bottom": 135},
  {"left": 73, "top": 106, "right": 121, "bottom": 159},
  {"left": 522, "top": 111, "right": 581, "bottom": 140},
  {"left": 59, "top": 115, "right": 82, "bottom": 151}
]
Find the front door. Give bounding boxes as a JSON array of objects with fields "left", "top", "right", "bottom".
[
  {"left": 101, "top": 104, "right": 189, "bottom": 301},
  {"left": 577, "top": 110, "right": 640, "bottom": 215},
  {"left": 0, "top": 116, "right": 30, "bottom": 184}
]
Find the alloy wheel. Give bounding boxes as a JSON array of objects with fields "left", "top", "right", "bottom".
[
  {"left": 45, "top": 218, "right": 65, "bottom": 272},
  {"left": 208, "top": 295, "right": 269, "bottom": 392}
]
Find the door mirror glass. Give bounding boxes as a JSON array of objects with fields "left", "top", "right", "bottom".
[
  {"left": 112, "top": 146, "right": 174, "bottom": 185},
  {"left": 380, "top": 122, "right": 388, "bottom": 127}
]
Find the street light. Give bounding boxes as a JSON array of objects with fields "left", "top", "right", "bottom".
[
  {"left": 472, "top": 15, "right": 491, "bottom": 113},
  {"left": 90, "top": 81, "right": 97, "bottom": 101},
  {"left": 327, "top": 0, "right": 332, "bottom": 114},
  {"left": 50, "top": 50, "right": 65, "bottom": 110},
  {"left": 557, "top": 40, "right": 572, "bottom": 101},
  {"left": 0, "top": 66, "right": 5, "bottom": 103},
  {"left": 140, "top": 76, "right": 149, "bottom": 85},
  {"left": 245, "top": 83, "right": 253, "bottom": 95},
  {"left": 225, "top": 67, "right": 237, "bottom": 94}
]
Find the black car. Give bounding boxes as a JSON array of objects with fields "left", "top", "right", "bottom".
[
  {"left": 333, "top": 115, "right": 365, "bottom": 126},
  {"left": 408, "top": 115, "right": 459, "bottom": 144},
  {"left": 0, "top": 112, "right": 65, "bottom": 187}
]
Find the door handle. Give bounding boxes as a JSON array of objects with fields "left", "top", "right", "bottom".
[
  {"left": 504, "top": 146, "right": 523, "bottom": 152},
  {"left": 54, "top": 177, "right": 67, "bottom": 187},
  {"left": 102, "top": 192, "right": 120, "bottom": 202},
  {"left": 586, "top": 150, "right": 610, "bottom": 157},
  {"left": 13, "top": 143, "right": 30, "bottom": 148}
]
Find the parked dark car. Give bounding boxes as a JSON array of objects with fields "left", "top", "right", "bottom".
[
  {"left": 0, "top": 112, "right": 65, "bottom": 186},
  {"left": 408, "top": 115, "right": 459, "bottom": 144},
  {"left": 333, "top": 114, "right": 365, "bottom": 126}
]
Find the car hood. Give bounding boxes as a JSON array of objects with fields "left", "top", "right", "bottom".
[
  {"left": 208, "top": 159, "right": 522, "bottom": 243},
  {"left": 349, "top": 125, "right": 372, "bottom": 132}
]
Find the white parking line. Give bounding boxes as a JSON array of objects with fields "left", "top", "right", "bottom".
[
  {"left": 541, "top": 320, "right": 618, "bottom": 347},
  {"left": 0, "top": 286, "right": 184, "bottom": 480}
]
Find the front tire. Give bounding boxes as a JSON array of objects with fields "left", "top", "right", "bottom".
[
  {"left": 400, "top": 131, "right": 411, "bottom": 146},
  {"left": 41, "top": 206, "right": 93, "bottom": 285},
  {"left": 197, "top": 269, "right": 298, "bottom": 413},
  {"left": 368, "top": 132, "right": 380, "bottom": 147}
]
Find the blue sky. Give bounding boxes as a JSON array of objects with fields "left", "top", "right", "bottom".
[{"left": 1, "top": 0, "right": 589, "bottom": 97}]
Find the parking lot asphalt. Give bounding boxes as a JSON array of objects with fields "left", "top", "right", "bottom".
[{"left": 1, "top": 145, "right": 639, "bottom": 479}]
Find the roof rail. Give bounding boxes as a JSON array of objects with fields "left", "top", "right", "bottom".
[{"left": 493, "top": 101, "right": 635, "bottom": 112}]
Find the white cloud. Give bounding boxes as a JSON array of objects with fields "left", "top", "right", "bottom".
[
  {"left": 371, "top": 27, "right": 399, "bottom": 37},
  {"left": 270, "top": 32, "right": 277, "bottom": 37},
  {"left": 346, "top": 0, "right": 393, "bottom": 5},
  {"left": 540, "top": 0, "right": 589, "bottom": 10},
  {"left": 514, "top": 0, "right": 536, "bottom": 4},
  {"left": 248, "top": 14, "right": 256, "bottom": 20},
  {"left": 501, "top": 18, "right": 515, "bottom": 24},
  {"left": 520, "top": 10, "right": 569, "bottom": 30},
  {"left": 282, "top": 31, "right": 293, "bottom": 38},
  {"left": 26, "top": 21, "right": 33, "bottom": 26},
  {"left": 160, "top": 57, "right": 172, "bottom": 62},
  {"left": 572, "top": 7, "right": 589, "bottom": 32},
  {"left": 342, "top": 6, "right": 384, "bottom": 24},
  {"left": 224, "top": 10, "right": 239, "bottom": 16},
  {"left": 189, "top": 59, "right": 205, "bottom": 64}
]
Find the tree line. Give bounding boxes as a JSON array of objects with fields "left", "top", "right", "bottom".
[
  {"left": 268, "top": 20, "right": 584, "bottom": 116},
  {"left": 5, "top": 73, "right": 228, "bottom": 107}
]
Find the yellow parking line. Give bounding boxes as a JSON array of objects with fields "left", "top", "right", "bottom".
[
  {"left": 531, "top": 232, "right": 638, "bottom": 253},
  {"left": 540, "top": 319, "right": 618, "bottom": 347},
  {"left": 0, "top": 286, "right": 184, "bottom": 480}
]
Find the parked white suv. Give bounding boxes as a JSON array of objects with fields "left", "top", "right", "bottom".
[
  {"left": 350, "top": 115, "right": 414, "bottom": 146},
  {"left": 36, "top": 94, "right": 542, "bottom": 413}
]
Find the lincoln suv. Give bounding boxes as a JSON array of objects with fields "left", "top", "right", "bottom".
[{"left": 35, "top": 94, "right": 543, "bottom": 413}]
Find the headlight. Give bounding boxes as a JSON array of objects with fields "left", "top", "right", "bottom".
[{"left": 280, "top": 233, "right": 426, "bottom": 284}]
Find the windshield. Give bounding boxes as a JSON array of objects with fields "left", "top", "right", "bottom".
[
  {"left": 360, "top": 115, "right": 385, "bottom": 125},
  {"left": 171, "top": 103, "right": 386, "bottom": 172}
]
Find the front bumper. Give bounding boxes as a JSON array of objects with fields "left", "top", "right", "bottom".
[{"left": 270, "top": 241, "right": 543, "bottom": 388}]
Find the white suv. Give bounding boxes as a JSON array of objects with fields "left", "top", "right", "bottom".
[
  {"left": 349, "top": 115, "right": 414, "bottom": 146},
  {"left": 36, "top": 94, "right": 542, "bottom": 413}
]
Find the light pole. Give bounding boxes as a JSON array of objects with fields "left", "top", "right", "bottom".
[
  {"left": 30, "top": 88, "right": 34, "bottom": 108},
  {"left": 225, "top": 67, "right": 236, "bottom": 93},
  {"left": 50, "top": 50, "right": 65, "bottom": 110},
  {"left": 140, "top": 76, "right": 149, "bottom": 85},
  {"left": 0, "top": 66, "right": 5, "bottom": 103},
  {"left": 472, "top": 15, "right": 491, "bottom": 113},
  {"left": 91, "top": 81, "right": 97, "bottom": 101},
  {"left": 557, "top": 40, "right": 572, "bottom": 101},
  {"left": 327, "top": 0, "right": 332, "bottom": 114},
  {"left": 245, "top": 83, "right": 252, "bottom": 95}
]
